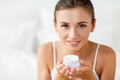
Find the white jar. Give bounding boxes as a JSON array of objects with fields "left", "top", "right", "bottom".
[{"left": 63, "top": 55, "right": 80, "bottom": 68}]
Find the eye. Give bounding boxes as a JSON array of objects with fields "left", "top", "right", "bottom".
[
  {"left": 61, "top": 24, "right": 69, "bottom": 29},
  {"left": 78, "top": 24, "right": 86, "bottom": 29}
]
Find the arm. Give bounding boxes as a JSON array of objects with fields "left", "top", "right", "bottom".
[
  {"left": 100, "top": 47, "right": 116, "bottom": 80},
  {"left": 37, "top": 46, "right": 51, "bottom": 80}
]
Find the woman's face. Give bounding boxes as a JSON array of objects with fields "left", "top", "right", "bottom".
[{"left": 54, "top": 7, "right": 95, "bottom": 52}]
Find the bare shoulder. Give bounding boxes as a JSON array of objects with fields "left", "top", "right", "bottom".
[
  {"left": 37, "top": 42, "right": 53, "bottom": 65},
  {"left": 98, "top": 44, "right": 116, "bottom": 79},
  {"left": 37, "top": 42, "right": 53, "bottom": 56},
  {"left": 99, "top": 44, "right": 116, "bottom": 59},
  {"left": 37, "top": 42, "right": 53, "bottom": 80}
]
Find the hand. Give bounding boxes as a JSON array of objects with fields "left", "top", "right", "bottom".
[
  {"left": 55, "top": 60, "right": 76, "bottom": 80},
  {"left": 75, "top": 60, "right": 96, "bottom": 80}
]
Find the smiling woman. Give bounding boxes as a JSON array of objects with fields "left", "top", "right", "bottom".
[
  {"left": 37, "top": 0, "right": 116, "bottom": 80},
  {"left": 54, "top": 7, "right": 95, "bottom": 52}
]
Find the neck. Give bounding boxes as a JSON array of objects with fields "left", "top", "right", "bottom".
[
  {"left": 56, "top": 41, "right": 96, "bottom": 61},
  {"left": 63, "top": 41, "right": 93, "bottom": 56},
  {"left": 74, "top": 41, "right": 92, "bottom": 56}
]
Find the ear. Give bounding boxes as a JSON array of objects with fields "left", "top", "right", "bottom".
[{"left": 90, "top": 19, "right": 96, "bottom": 32}]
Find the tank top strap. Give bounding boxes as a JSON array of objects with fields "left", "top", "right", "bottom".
[
  {"left": 53, "top": 42, "right": 57, "bottom": 68},
  {"left": 93, "top": 44, "right": 100, "bottom": 70}
]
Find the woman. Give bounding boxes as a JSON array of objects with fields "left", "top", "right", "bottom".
[{"left": 37, "top": 0, "right": 116, "bottom": 80}]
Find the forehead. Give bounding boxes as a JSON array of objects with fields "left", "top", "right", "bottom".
[{"left": 56, "top": 7, "right": 91, "bottom": 23}]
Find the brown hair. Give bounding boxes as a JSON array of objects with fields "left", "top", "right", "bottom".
[{"left": 54, "top": 0, "right": 95, "bottom": 24}]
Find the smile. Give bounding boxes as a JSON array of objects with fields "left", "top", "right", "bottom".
[{"left": 67, "top": 41, "right": 80, "bottom": 47}]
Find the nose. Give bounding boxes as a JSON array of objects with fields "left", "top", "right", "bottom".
[{"left": 68, "top": 27, "right": 78, "bottom": 39}]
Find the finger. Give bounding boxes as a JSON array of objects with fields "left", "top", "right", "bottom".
[
  {"left": 69, "top": 68, "right": 76, "bottom": 76},
  {"left": 64, "top": 69, "right": 69, "bottom": 76},
  {"left": 59, "top": 66, "right": 68, "bottom": 75},
  {"left": 68, "top": 75, "right": 73, "bottom": 79},
  {"left": 56, "top": 63, "right": 64, "bottom": 71},
  {"left": 56, "top": 60, "right": 63, "bottom": 70},
  {"left": 57, "top": 60, "right": 63, "bottom": 65},
  {"left": 71, "top": 68, "right": 76, "bottom": 73}
]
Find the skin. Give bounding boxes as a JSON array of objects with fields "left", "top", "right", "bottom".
[{"left": 37, "top": 7, "right": 116, "bottom": 80}]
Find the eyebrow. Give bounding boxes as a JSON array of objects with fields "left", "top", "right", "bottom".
[
  {"left": 78, "top": 21, "right": 88, "bottom": 24},
  {"left": 60, "top": 22, "right": 68, "bottom": 24},
  {"left": 60, "top": 21, "right": 88, "bottom": 24}
]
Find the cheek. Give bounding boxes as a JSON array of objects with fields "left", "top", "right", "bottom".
[
  {"left": 81, "top": 30, "right": 91, "bottom": 40},
  {"left": 57, "top": 29, "right": 67, "bottom": 39}
]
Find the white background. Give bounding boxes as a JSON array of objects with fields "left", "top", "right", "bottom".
[{"left": 0, "top": 0, "right": 120, "bottom": 51}]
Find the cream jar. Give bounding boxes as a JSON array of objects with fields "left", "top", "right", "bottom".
[{"left": 63, "top": 55, "right": 80, "bottom": 68}]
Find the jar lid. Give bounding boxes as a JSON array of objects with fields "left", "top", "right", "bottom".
[{"left": 63, "top": 55, "right": 79, "bottom": 63}]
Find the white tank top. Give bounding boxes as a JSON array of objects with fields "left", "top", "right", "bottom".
[{"left": 51, "top": 42, "right": 100, "bottom": 80}]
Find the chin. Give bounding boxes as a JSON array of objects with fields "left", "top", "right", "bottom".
[{"left": 67, "top": 46, "right": 81, "bottom": 53}]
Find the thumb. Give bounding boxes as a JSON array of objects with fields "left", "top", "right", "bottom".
[{"left": 57, "top": 59, "right": 63, "bottom": 65}]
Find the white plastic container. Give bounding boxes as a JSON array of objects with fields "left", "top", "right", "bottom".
[{"left": 63, "top": 55, "right": 80, "bottom": 68}]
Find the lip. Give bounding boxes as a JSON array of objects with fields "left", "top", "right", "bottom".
[{"left": 67, "top": 41, "right": 80, "bottom": 47}]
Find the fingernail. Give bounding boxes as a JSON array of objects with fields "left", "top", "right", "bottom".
[
  {"left": 60, "top": 64, "right": 64, "bottom": 67},
  {"left": 76, "top": 68, "right": 80, "bottom": 71},
  {"left": 68, "top": 76, "right": 72, "bottom": 79},
  {"left": 80, "top": 60, "right": 83, "bottom": 63},
  {"left": 71, "top": 68, "right": 75, "bottom": 72},
  {"left": 65, "top": 66, "right": 68, "bottom": 69}
]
